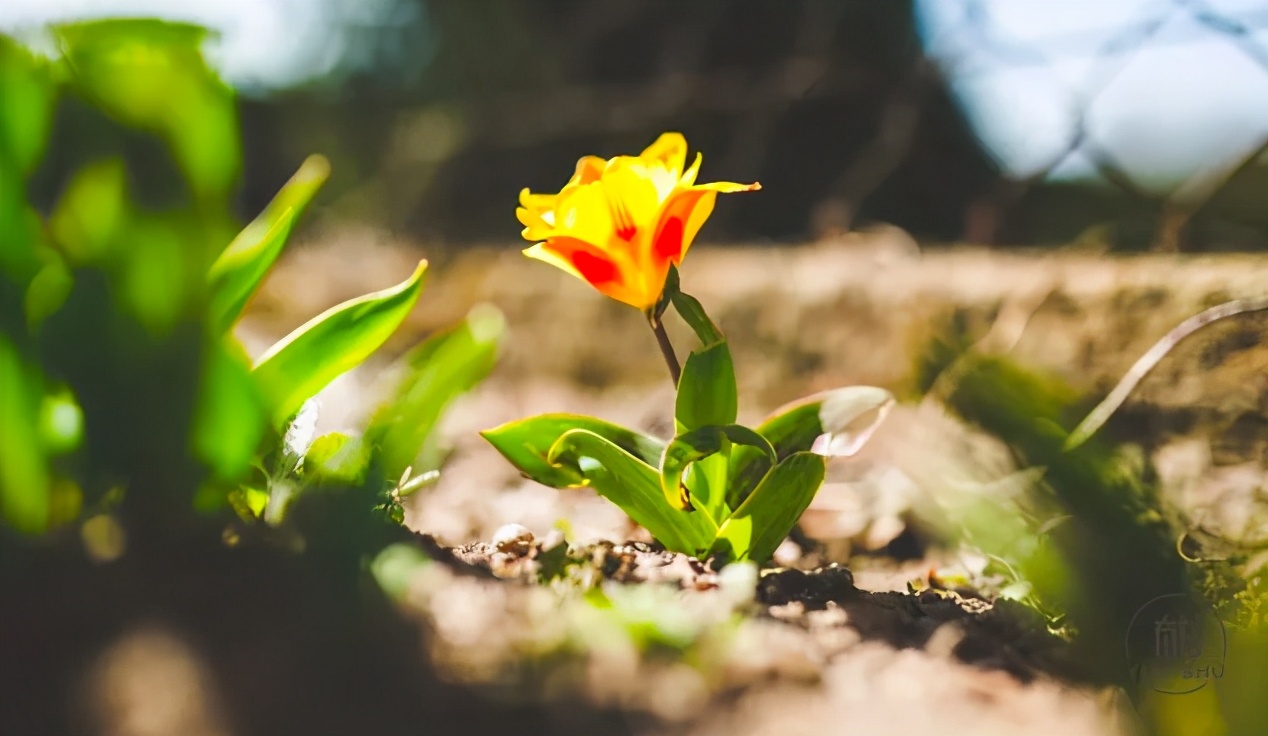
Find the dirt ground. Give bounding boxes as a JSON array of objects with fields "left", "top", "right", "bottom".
[{"left": 173, "top": 228, "right": 1268, "bottom": 735}]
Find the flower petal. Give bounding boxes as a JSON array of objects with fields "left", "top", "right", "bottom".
[
  {"left": 679, "top": 152, "right": 703, "bottom": 188},
  {"left": 652, "top": 213, "right": 685, "bottom": 263},
  {"left": 517, "top": 188, "right": 558, "bottom": 241},
  {"left": 639, "top": 132, "right": 688, "bottom": 177},
  {"left": 679, "top": 190, "right": 717, "bottom": 259},
  {"left": 518, "top": 133, "right": 756, "bottom": 311},
  {"left": 525, "top": 238, "right": 650, "bottom": 308},
  {"left": 568, "top": 156, "right": 607, "bottom": 187},
  {"left": 677, "top": 152, "right": 760, "bottom": 193},
  {"left": 519, "top": 187, "right": 557, "bottom": 210},
  {"left": 597, "top": 158, "right": 663, "bottom": 242},
  {"left": 523, "top": 241, "right": 583, "bottom": 280},
  {"left": 696, "top": 180, "right": 761, "bottom": 193},
  {"left": 652, "top": 188, "right": 715, "bottom": 265},
  {"left": 554, "top": 182, "right": 616, "bottom": 245}
]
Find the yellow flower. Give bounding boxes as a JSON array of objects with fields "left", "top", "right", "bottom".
[{"left": 516, "top": 132, "right": 760, "bottom": 310}]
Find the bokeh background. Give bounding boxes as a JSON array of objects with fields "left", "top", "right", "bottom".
[
  {"left": 5, "top": 0, "right": 1267, "bottom": 253},
  {"left": 4, "top": 4, "right": 1268, "bottom": 736}
]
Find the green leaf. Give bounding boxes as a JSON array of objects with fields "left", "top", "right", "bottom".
[
  {"left": 207, "top": 154, "right": 331, "bottom": 334},
  {"left": 547, "top": 429, "right": 714, "bottom": 555},
  {"left": 0, "top": 35, "right": 59, "bottom": 281},
  {"left": 252, "top": 260, "right": 427, "bottom": 428},
  {"left": 366, "top": 302, "right": 503, "bottom": 482},
  {"left": 303, "top": 431, "right": 370, "bottom": 485},
  {"left": 209, "top": 208, "right": 295, "bottom": 327},
  {"left": 49, "top": 158, "right": 129, "bottom": 263},
  {"left": 395, "top": 468, "right": 439, "bottom": 498},
  {"left": 119, "top": 214, "right": 192, "bottom": 336},
  {"left": 670, "top": 289, "right": 724, "bottom": 347},
  {"left": 192, "top": 339, "right": 268, "bottom": 480},
  {"left": 481, "top": 414, "right": 665, "bottom": 489},
  {"left": 0, "top": 336, "right": 49, "bottom": 534},
  {"left": 649, "top": 264, "right": 681, "bottom": 323},
  {"left": 24, "top": 257, "right": 74, "bottom": 331},
  {"left": 55, "top": 19, "right": 240, "bottom": 200},
  {"left": 675, "top": 340, "right": 737, "bottom": 431},
  {"left": 227, "top": 487, "right": 268, "bottom": 521},
  {"left": 658, "top": 424, "right": 774, "bottom": 516},
  {"left": 728, "top": 385, "right": 894, "bottom": 509},
  {"left": 713, "top": 451, "right": 826, "bottom": 563},
  {"left": 0, "top": 34, "right": 59, "bottom": 178}
]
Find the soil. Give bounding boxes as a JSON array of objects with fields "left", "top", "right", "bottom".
[
  {"left": 8, "top": 230, "right": 1265, "bottom": 736},
  {"left": 396, "top": 529, "right": 1117, "bottom": 735}
]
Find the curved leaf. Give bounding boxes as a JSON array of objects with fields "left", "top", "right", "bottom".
[
  {"left": 481, "top": 414, "right": 664, "bottom": 489},
  {"left": 728, "top": 385, "right": 894, "bottom": 508},
  {"left": 367, "top": 303, "right": 504, "bottom": 481},
  {"left": 252, "top": 260, "right": 427, "bottom": 428},
  {"left": 670, "top": 289, "right": 723, "bottom": 346},
  {"left": 208, "top": 208, "right": 295, "bottom": 331},
  {"left": 547, "top": 429, "right": 714, "bottom": 554},
  {"left": 208, "top": 154, "right": 330, "bottom": 333},
  {"left": 713, "top": 451, "right": 826, "bottom": 563},
  {"left": 658, "top": 424, "right": 773, "bottom": 516},
  {"left": 810, "top": 385, "right": 895, "bottom": 457},
  {"left": 303, "top": 431, "right": 370, "bottom": 486}
]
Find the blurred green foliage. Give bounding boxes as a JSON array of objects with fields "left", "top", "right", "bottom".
[
  {"left": 0, "top": 21, "right": 502, "bottom": 546},
  {"left": 915, "top": 327, "right": 1267, "bottom": 731}
]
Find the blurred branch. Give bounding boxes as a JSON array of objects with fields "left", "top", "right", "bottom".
[
  {"left": 813, "top": 60, "right": 934, "bottom": 235},
  {"left": 714, "top": 0, "right": 849, "bottom": 193},
  {"left": 1065, "top": 294, "right": 1268, "bottom": 450},
  {"left": 455, "top": 0, "right": 852, "bottom": 155},
  {"left": 1153, "top": 135, "right": 1268, "bottom": 250}
]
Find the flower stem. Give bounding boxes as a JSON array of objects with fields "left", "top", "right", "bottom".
[{"left": 648, "top": 312, "right": 681, "bottom": 387}]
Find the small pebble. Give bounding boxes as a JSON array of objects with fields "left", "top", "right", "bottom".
[
  {"left": 491, "top": 523, "right": 534, "bottom": 554},
  {"left": 772, "top": 539, "right": 803, "bottom": 568}
]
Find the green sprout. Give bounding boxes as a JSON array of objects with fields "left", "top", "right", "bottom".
[{"left": 484, "top": 268, "right": 893, "bottom": 564}]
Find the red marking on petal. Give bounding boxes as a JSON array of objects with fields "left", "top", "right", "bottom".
[
  {"left": 609, "top": 197, "right": 638, "bottom": 241},
  {"left": 571, "top": 249, "right": 621, "bottom": 286},
  {"left": 653, "top": 216, "right": 685, "bottom": 263}
]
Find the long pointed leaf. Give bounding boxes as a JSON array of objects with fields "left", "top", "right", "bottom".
[
  {"left": 192, "top": 338, "right": 267, "bottom": 480},
  {"left": 252, "top": 260, "right": 427, "bottom": 428},
  {"left": 548, "top": 429, "right": 714, "bottom": 555},
  {"left": 481, "top": 414, "right": 665, "bottom": 489},
  {"left": 670, "top": 289, "right": 724, "bottom": 347},
  {"left": 675, "top": 340, "right": 737, "bottom": 431},
  {"left": 367, "top": 303, "right": 504, "bottom": 481},
  {"left": 208, "top": 207, "right": 297, "bottom": 333},
  {"left": 207, "top": 154, "right": 330, "bottom": 333},
  {"left": 713, "top": 451, "right": 826, "bottom": 563}
]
